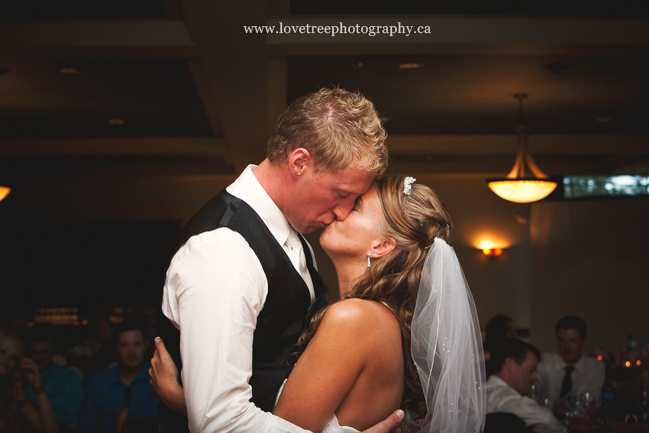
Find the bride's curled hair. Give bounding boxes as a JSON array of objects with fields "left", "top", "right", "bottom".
[{"left": 296, "top": 175, "right": 452, "bottom": 416}]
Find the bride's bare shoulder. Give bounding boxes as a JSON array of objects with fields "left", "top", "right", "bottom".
[{"left": 321, "top": 298, "right": 400, "bottom": 337}]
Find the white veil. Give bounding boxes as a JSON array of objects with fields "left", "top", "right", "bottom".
[{"left": 403, "top": 238, "right": 486, "bottom": 433}]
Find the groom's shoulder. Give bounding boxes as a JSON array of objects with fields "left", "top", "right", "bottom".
[{"left": 167, "top": 228, "right": 255, "bottom": 275}]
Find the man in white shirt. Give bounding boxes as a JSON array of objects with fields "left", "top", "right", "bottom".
[
  {"left": 158, "top": 88, "right": 400, "bottom": 432},
  {"left": 486, "top": 338, "right": 566, "bottom": 433},
  {"left": 536, "top": 316, "right": 605, "bottom": 405}
]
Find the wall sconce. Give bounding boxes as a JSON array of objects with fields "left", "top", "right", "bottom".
[
  {"left": 476, "top": 239, "right": 507, "bottom": 259},
  {"left": 482, "top": 248, "right": 504, "bottom": 258}
]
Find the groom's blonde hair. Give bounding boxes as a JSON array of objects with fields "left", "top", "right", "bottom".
[{"left": 266, "top": 87, "right": 388, "bottom": 176}]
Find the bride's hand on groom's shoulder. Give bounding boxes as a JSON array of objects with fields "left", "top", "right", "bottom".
[
  {"left": 149, "top": 337, "right": 188, "bottom": 415},
  {"left": 361, "top": 409, "right": 404, "bottom": 433}
]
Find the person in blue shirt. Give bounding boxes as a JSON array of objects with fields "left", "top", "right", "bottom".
[
  {"left": 78, "top": 317, "right": 159, "bottom": 433},
  {"left": 27, "top": 326, "right": 83, "bottom": 432}
]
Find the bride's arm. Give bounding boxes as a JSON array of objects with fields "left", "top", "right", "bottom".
[{"left": 150, "top": 311, "right": 403, "bottom": 432}]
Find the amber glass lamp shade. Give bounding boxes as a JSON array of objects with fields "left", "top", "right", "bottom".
[
  {"left": 487, "top": 120, "right": 557, "bottom": 203},
  {"left": 0, "top": 186, "right": 10, "bottom": 202},
  {"left": 487, "top": 179, "right": 557, "bottom": 203}
]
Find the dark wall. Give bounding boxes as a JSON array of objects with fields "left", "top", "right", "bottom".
[{"left": 0, "top": 218, "right": 180, "bottom": 321}]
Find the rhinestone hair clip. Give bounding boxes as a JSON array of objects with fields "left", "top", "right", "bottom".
[{"left": 403, "top": 176, "right": 416, "bottom": 195}]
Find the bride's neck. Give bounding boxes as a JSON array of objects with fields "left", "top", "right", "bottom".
[{"left": 333, "top": 258, "right": 367, "bottom": 298}]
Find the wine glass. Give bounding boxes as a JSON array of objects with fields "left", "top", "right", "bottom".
[
  {"left": 579, "top": 391, "right": 596, "bottom": 419},
  {"left": 640, "top": 390, "right": 649, "bottom": 424}
]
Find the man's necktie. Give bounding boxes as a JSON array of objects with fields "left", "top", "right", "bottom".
[
  {"left": 560, "top": 366, "right": 575, "bottom": 399},
  {"left": 285, "top": 231, "right": 314, "bottom": 299}
]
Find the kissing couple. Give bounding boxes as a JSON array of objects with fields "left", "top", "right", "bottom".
[{"left": 152, "top": 88, "right": 486, "bottom": 433}]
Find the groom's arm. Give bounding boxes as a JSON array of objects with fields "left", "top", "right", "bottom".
[{"left": 163, "top": 229, "right": 311, "bottom": 433}]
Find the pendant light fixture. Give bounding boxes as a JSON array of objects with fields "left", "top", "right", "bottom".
[
  {"left": 0, "top": 186, "right": 10, "bottom": 202},
  {"left": 0, "top": 68, "right": 10, "bottom": 202},
  {"left": 487, "top": 94, "right": 557, "bottom": 203}
]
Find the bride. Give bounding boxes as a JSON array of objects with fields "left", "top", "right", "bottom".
[{"left": 150, "top": 176, "right": 486, "bottom": 433}]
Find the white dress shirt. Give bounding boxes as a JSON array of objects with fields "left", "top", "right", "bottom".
[
  {"left": 162, "top": 165, "right": 315, "bottom": 433},
  {"left": 486, "top": 375, "right": 566, "bottom": 433},
  {"left": 536, "top": 352, "right": 605, "bottom": 404}
]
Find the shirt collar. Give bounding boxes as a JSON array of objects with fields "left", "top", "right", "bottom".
[
  {"left": 487, "top": 375, "right": 509, "bottom": 388},
  {"left": 556, "top": 352, "right": 585, "bottom": 372},
  {"left": 226, "top": 164, "right": 293, "bottom": 246}
]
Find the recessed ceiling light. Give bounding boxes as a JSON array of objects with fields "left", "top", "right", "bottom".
[
  {"left": 399, "top": 63, "right": 421, "bottom": 69},
  {"left": 109, "top": 119, "right": 125, "bottom": 125},
  {"left": 544, "top": 62, "right": 573, "bottom": 74},
  {"left": 596, "top": 117, "right": 612, "bottom": 122},
  {"left": 59, "top": 67, "right": 80, "bottom": 74}
]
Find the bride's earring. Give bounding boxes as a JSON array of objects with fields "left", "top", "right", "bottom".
[{"left": 367, "top": 253, "right": 371, "bottom": 268}]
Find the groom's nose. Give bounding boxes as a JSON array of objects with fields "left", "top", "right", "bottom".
[{"left": 331, "top": 196, "right": 355, "bottom": 222}]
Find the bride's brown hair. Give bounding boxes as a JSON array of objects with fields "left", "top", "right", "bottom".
[{"left": 295, "top": 175, "right": 452, "bottom": 416}]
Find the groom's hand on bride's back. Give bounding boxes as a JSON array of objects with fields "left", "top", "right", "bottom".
[{"left": 361, "top": 409, "right": 404, "bottom": 433}]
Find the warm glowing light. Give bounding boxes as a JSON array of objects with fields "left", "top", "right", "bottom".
[
  {"left": 487, "top": 179, "right": 557, "bottom": 203},
  {"left": 0, "top": 186, "right": 10, "bottom": 202},
  {"left": 637, "top": 360, "right": 641, "bottom": 366},
  {"left": 597, "top": 355, "right": 603, "bottom": 361},
  {"left": 475, "top": 238, "right": 509, "bottom": 259},
  {"left": 399, "top": 63, "right": 422, "bottom": 69},
  {"left": 487, "top": 95, "right": 558, "bottom": 204},
  {"left": 59, "top": 67, "right": 80, "bottom": 74},
  {"left": 479, "top": 240, "right": 494, "bottom": 250},
  {"left": 625, "top": 361, "right": 631, "bottom": 367},
  {"left": 478, "top": 240, "right": 506, "bottom": 250},
  {"left": 482, "top": 248, "right": 503, "bottom": 258}
]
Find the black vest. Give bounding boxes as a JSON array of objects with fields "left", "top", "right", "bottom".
[{"left": 158, "top": 190, "right": 324, "bottom": 430}]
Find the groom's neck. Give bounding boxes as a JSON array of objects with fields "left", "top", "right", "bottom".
[{"left": 252, "top": 158, "right": 291, "bottom": 214}]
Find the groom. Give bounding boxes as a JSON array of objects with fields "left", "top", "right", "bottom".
[{"left": 158, "top": 88, "right": 401, "bottom": 432}]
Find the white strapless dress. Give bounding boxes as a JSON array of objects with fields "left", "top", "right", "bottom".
[{"left": 321, "top": 414, "right": 360, "bottom": 433}]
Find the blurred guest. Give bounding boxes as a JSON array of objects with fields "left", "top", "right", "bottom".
[
  {"left": 78, "top": 318, "right": 158, "bottom": 433},
  {"left": 27, "top": 326, "right": 83, "bottom": 432},
  {"left": 0, "top": 328, "right": 59, "bottom": 433},
  {"left": 70, "top": 316, "right": 117, "bottom": 383},
  {"left": 486, "top": 338, "right": 566, "bottom": 433},
  {"left": 536, "top": 316, "right": 604, "bottom": 404},
  {"left": 484, "top": 314, "right": 518, "bottom": 376}
]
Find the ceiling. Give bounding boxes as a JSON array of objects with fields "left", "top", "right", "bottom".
[{"left": 1, "top": 0, "right": 649, "bottom": 192}]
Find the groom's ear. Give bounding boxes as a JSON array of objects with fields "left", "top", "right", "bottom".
[
  {"left": 287, "top": 148, "right": 312, "bottom": 178},
  {"left": 371, "top": 237, "right": 396, "bottom": 259}
]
